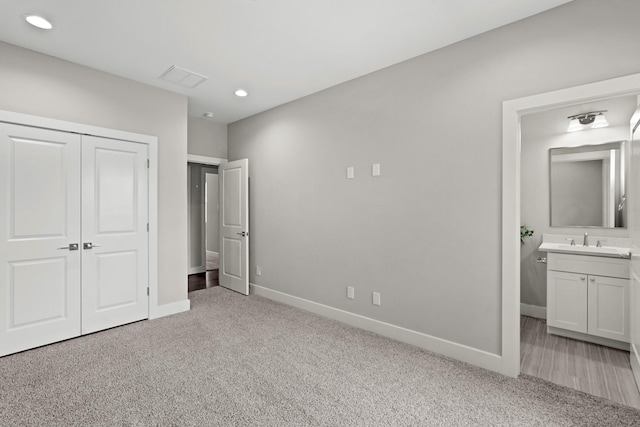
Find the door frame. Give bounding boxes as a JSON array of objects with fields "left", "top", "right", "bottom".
[
  {"left": 187, "top": 161, "right": 219, "bottom": 274},
  {"left": 0, "top": 109, "right": 161, "bottom": 318},
  {"left": 186, "top": 155, "right": 225, "bottom": 276},
  {"left": 187, "top": 154, "right": 225, "bottom": 166},
  {"left": 501, "top": 73, "right": 640, "bottom": 377}
]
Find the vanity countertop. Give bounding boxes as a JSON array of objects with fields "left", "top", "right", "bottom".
[
  {"left": 538, "top": 242, "right": 630, "bottom": 259},
  {"left": 538, "top": 234, "right": 631, "bottom": 259}
]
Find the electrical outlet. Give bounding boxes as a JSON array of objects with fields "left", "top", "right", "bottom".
[
  {"left": 347, "top": 286, "right": 355, "bottom": 299},
  {"left": 373, "top": 292, "right": 381, "bottom": 306},
  {"left": 256, "top": 266, "right": 262, "bottom": 276},
  {"left": 372, "top": 163, "right": 381, "bottom": 177}
]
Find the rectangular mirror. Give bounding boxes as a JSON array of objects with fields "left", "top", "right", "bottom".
[{"left": 549, "top": 141, "right": 626, "bottom": 228}]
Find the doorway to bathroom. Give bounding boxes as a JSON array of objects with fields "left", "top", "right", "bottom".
[
  {"left": 519, "top": 95, "right": 640, "bottom": 407},
  {"left": 502, "top": 72, "right": 640, "bottom": 408}
]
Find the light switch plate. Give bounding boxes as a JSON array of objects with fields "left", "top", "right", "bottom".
[
  {"left": 372, "top": 163, "right": 381, "bottom": 177},
  {"left": 347, "top": 286, "right": 355, "bottom": 299}
]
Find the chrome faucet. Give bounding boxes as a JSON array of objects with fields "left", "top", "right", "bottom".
[{"left": 583, "top": 232, "right": 589, "bottom": 247}]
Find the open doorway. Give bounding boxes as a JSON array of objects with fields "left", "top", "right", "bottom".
[
  {"left": 188, "top": 162, "right": 220, "bottom": 292},
  {"left": 519, "top": 95, "right": 640, "bottom": 407},
  {"left": 501, "top": 72, "right": 640, "bottom": 408}
]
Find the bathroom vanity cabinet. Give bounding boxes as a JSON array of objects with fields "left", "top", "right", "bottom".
[{"left": 547, "top": 252, "right": 630, "bottom": 348}]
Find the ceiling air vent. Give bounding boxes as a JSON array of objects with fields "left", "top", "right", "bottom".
[{"left": 159, "top": 65, "right": 208, "bottom": 88}]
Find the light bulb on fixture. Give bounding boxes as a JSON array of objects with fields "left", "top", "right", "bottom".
[
  {"left": 591, "top": 113, "right": 609, "bottom": 129},
  {"left": 567, "top": 120, "right": 583, "bottom": 132},
  {"left": 234, "top": 89, "right": 248, "bottom": 97}
]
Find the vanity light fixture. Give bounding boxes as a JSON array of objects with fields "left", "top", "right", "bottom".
[
  {"left": 25, "top": 14, "right": 53, "bottom": 30},
  {"left": 234, "top": 89, "right": 248, "bottom": 97},
  {"left": 566, "top": 110, "right": 609, "bottom": 132}
]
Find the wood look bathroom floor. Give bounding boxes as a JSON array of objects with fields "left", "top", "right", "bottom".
[{"left": 520, "top": 315, "right": 640, "bottom": 408}]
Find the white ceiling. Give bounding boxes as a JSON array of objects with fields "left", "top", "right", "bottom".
[{"left": 0, "top": 0, "right": 571, "bottom": 123}]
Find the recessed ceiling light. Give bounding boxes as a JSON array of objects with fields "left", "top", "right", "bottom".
[
  {"left": 234, "top": 89, "right": 248, "bottom": 97},
  {"left": 25, "top": 15, "right": 53, "bottom": 30},
  {"left": 203, "top": 112, "right": 215, "bottom": 118}
]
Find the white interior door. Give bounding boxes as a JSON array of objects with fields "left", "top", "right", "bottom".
[
  {"left": 81, "top": 135, "right": 149, "bottom": 334},
  {"left": 219, "top": 159, "right": 249, "bottom": 295},
  {"left": 630, "top": 115, "right": 640, "bottom": 388},
  {"left": 0, "top": 123, "right": 82, "bottom": 356}
]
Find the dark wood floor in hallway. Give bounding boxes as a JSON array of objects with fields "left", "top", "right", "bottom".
[
  {"left": 188, "top": 269, "right": 219, "bottom": 292},
  {"left": 520, "top": 315, "right": 640, "bottom": 408}
]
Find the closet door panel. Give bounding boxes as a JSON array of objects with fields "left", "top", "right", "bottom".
[
  {"left": 81, "top": 135, "right": 149, "bottom": 334},
  {"left": 0, "top": 123, "right": 81, "bottom": 356}
]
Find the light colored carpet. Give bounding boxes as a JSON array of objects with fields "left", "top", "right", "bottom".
[{"left": 2, "top": 287, "right": 640, "bottom": 426}]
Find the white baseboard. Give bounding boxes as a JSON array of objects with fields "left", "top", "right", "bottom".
[
  {"left": 189, "top": 266, "right": 206, "bottom": 275},
  {"left": 520, "top": 303, "right": 546, "bottom": 319},
  {"left": 250, "top": 284, "right": 502, "bottom": 374},
  {"left": 150, "top": 299, "right": 190, "bottom": 319}
]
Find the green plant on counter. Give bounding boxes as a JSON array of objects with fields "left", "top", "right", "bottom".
[{"left": 520, "top": 225, "right": 534, "bottom": 244}]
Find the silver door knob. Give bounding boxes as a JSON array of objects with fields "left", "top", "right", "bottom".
[
  {"left": 83, "top": 242, "right": 102, "bottom": 250},
  {"left": 57, "top": 243, "right": 79, "bottom": 251},
  {"left": 236, "top": 231, "right": 248, "bottom": 237}
]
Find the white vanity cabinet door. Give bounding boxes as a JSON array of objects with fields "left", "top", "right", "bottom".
[
  {"left": 588, "top": 275, "right": 630, "bottom": 342},
  {"left": 548, "top": 270, "right": 588, "bottom": 334}
]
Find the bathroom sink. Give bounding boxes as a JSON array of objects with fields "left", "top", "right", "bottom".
[{"left": 538, "top": 242, "right": 631, "bottom": 259}]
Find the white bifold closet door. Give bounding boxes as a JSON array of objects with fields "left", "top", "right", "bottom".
[
  {"left": 0, "top": 124, "right": 82, "bottom": 356},
  {"left": 0, "top": 123, "right": 148, "bottom": 357},
  {"left": 81, "top": 135, "right": 148, "bottom": 334}
]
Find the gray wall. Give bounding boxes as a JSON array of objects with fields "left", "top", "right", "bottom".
[
  {"left": 188, "top": 164, "right": 205, "bottom": 271},
  {"left": 0, "top": 41, "right": 188, "bottom": 306},
  {"left": 188, "top": 116, "right": 227, "bottom": 159},
  {"left": 206, "top": 173, "right": 219, "bottom": 253},
  {"left": 228, "top": 0, "right": 640, "bottom": 355},
  {"left": 186, "top": 117, "right": 224, "bottom": 271}
]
